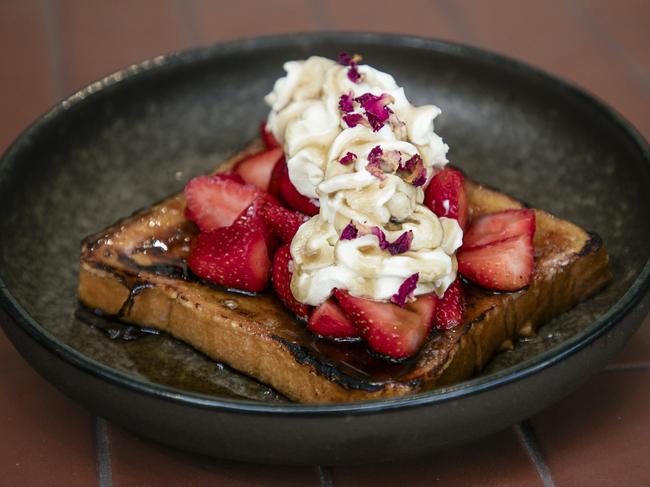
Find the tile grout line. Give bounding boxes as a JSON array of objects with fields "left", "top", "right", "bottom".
[
  {"left": 317, "top": 465, "right": 334, "bottom": 487},
  {"left": 41, "top": 0, "right": 67, "bottom": 99},
  {"left": 95, "top": 417, "right": 113, "bottom": 487},
  {"left": 436, "top": 0, "right": 476, "bottom": 43},
  {"left": 603, "top": 363, "right": 650, "bottom": 373},
  {"left": 568, "top": 0, "right": 650, "bottom": 94},
  {"left": 514, "top": 422, "right": 556, "bottom": 487}
]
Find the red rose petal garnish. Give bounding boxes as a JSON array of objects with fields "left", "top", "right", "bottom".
[
  {"left": 391, "top": 273, "right": 419, "bottom": 307},
  {"left": 355, "top": 93, "right": 394, "bottom": 131},
  {"left": 338, "top": 52, "right": 353, "bottom": 66},
  {"left": 400, "top": 154, "right": 427, "bottom": 187},
  {"left": 338, "top": 52, "right": 363, "bottom": 84},
  {"left": 347, "top": 65, "right": 361, "bottom": 83},
  {"left": 366, "top": 145, "right": 385, "bottom": 179},
  {"left": 387, "top": 230, "right": 413, "bottom": 255},
  {"left": 343, "top": 113, "right": 369, "bottom": 129},
  {"left": 371, "top": 226, "right": 389, "bottom": 250},
  {"left": 340, "top": 222, "right": 359, "bottom": 240},
  {"left": 339, "top": 152, "right": 357, "bottom": 165},
  {"left": 338, "top": 93, "right": 354, "bottom": 113}
]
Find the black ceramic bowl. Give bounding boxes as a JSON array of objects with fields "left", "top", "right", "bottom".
[{"left": 1, "top": 33, "right": 649, "bottom": 465}]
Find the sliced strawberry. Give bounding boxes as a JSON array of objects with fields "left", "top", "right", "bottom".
[
  {"left": 457, "top": 233, "right": 535, "bottom": 292},
  {"left": 262, "top": 203, "right": 309, "bottom": 243},
  {"left": 261, "top": 121, "right": 281, "bottom": 149},
  {"left": 184, "top": 174, "right": 265, "bottom": 232},
  {"left": 308, "top": 299, "right": 360, "bottom": 340},
  {"left": 188, "top": 221, "right": 271, "bottom": 292},
  {"left": 333, "top": 290, "right": 436, "bottom": 360},
  {"left": 234, "top": 147, "right": 283, "bottom": 191},
  {"left": 272, "top": 244, "right": 310, "bottom": 319},
  {"left": 268, "top": 158, "right": 319, "bottom": 216},
  {"left": 462, "top": 209, "right": 535, "bottom": 249},
  {"left": 234, "top": 196, "right": 281, "bottom": 253},
  {"left": 433, "top": 278, "right": 464, "bottom": 330},
  {"left": 424, "top": 167, "right": 469, "bottom": 230}
]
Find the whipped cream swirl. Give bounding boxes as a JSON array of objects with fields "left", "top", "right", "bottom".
[{"left": 265, "top": 56, "right": 462, "bottom": 306}]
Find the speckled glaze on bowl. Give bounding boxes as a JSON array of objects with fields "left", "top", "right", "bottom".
[{"left": 0, "top": 33, "right": 649, "bottom": 465}]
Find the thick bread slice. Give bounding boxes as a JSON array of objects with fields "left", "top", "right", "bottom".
[{"left": 78, "top": 144, "right": 612, "bottom": 403}]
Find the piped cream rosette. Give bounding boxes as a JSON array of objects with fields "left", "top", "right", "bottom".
[{"left": 265, "top": 56, "right": 462, "bottom": 306}]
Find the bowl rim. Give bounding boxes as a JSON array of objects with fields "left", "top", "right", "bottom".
[{"left": 1, "top": 31, "right": 649, "bottom": 416}]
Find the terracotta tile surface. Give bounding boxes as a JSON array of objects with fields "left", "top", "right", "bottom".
[
  {"left": 107, "top": 423, "right": 320, "bottom": 486},
  {"left": 319, "top": 0, "right": 463, "bottom": 42},
  {"left": 610, "top": 314, "right": 650, "bottom": 366},
  {"left": 0, "top": 342, "right": 98, "bottom": 486},
  {"left": 57, "top": 0, "right": 193, "bottom": 93},
  {"left": 579, "top": 0, "right": 650, "bottom": 74},
  {"left": 0, "top": 0, "right": 56, "bottom": 152},
  {"left": 531, "top": 370, "right": 650, "bottom": 486},
  {"left": 450, "top": 0, "right": 650, "bottom": 138},
  {"left": 331, "top": 428, "right": 543, "bottom": 487},
  {"left": 187, "top": 0, "right": 319, "bottom": 44}
]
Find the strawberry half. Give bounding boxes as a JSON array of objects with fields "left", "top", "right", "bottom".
[
  {"left": 457, "top": 233, "right": 535, "bottom": 291},
  {"left": 272, "top": 244, "right": 310, "bottom": 319},
  {"left": 424, "top": 167, "right": 469, "bottom": 230},
  {"left": 234, "top": 147, "right": 283, "bottom": 191},
  {"left": 262, "top": 203, "right": 309, "bottom": 244},
  {"left": 188, "top": 220, "right": 271, "bottom": 292},
  {"left": 308, "top": 299, "right": 360, "bottom": 340},
  {"left": 268, "top": 158, "right": 319, "bottom": 216},
  {"left": 333, "top": 290, "right": 436, "bottom": 361},
  {"left": 261, "top": 121, "right": 281, "bottom": 149},
  {"left": 234, "top": 196, "right": 281, "bottom": 253},
  {"left": 433, "top": 278, "right": 464, "bottom": 330},
  {"left": 184, "top": 174, "right": 265, "bottom": 232},
  {"left": 463, "top": 209, "right": 535, "bottom": 249}
]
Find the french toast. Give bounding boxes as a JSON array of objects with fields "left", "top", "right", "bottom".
[{"left": 78, "top": 141, "right": 612, "bottom": 403}]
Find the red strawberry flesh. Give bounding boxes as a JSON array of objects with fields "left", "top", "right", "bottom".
[
  {"left": 262, "top": 203, "right": 309, "bottom": 244},
  {"left": 308, "top": 299, "right": 360, "bottom": 340},
  {"left": 268, "top": 158, "right": 319, "bottom": 216},
  {"left": 457, "top": 233, "right": 535, "bottom": 291},
  {"left": 188, "top": 222, "right": 271, "bottom": 292},
  {"left": 272, "top": 245, "right": 310, "bottom": 319},
  {"left": 333, "top": 290, "right": 436, "bottom": 360},
  {"left": 184, "top": 174, "right": 265, "bottom": 232},
  {"left": 234, "top": 147, "right": 283, "bottom": 191},
  {"left": 260, "top": 121, "right": 281, "bottom": 149},
  {"left": 462, "top": 209, "right": 535, "bottom": 249},
  {"left": 424, "top": 168, "right": 469, "bottom": 230},
  {"left": 433, "top": 278, "right": 464, "bottom": 330}
]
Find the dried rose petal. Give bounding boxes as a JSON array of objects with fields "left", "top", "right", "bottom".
[
  {"left": 368, "top": 145, "right": 383, "bottom": 165},
  {"left": 400, "top": 154, "right": 427, "bottom": 187},
  {"left": 338, "top": 52, "right": 353, "bottom": 66},
  {"left": 343, "top": 113, "right": 369, "bottom": 129},
  {"left": 387, "top": 230, "right": 413, "bottom": 255},
  {"left": 366, "top": 145, "right": 385, "bottom": 179},
  {"left": 339, "top": 152, "right": 357, "bottom": 165},
  {"left": 391, "top": 273, "right": 419, "bottom": 307},
  {"left": 355, "top": 93, "right": 394, "bottom": 131},
  {"left": 338, "top": 93, "right": 354, "bottom": 113},
  {"left": 371, "top": 226, "right": 389, "bottom": 250},
  {"left": 340, "top": 222, "right": 359, "bottom": 240},
  {"left": 347, "top": 65, "right": 361, "bottom": 83},
  {"left": 337, "top": 53, "right": 363, "bottom": 83}
]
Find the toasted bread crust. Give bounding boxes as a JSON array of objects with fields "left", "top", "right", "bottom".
[{"left": 78, "top": 144, "right": 612, "bottom": 403}]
